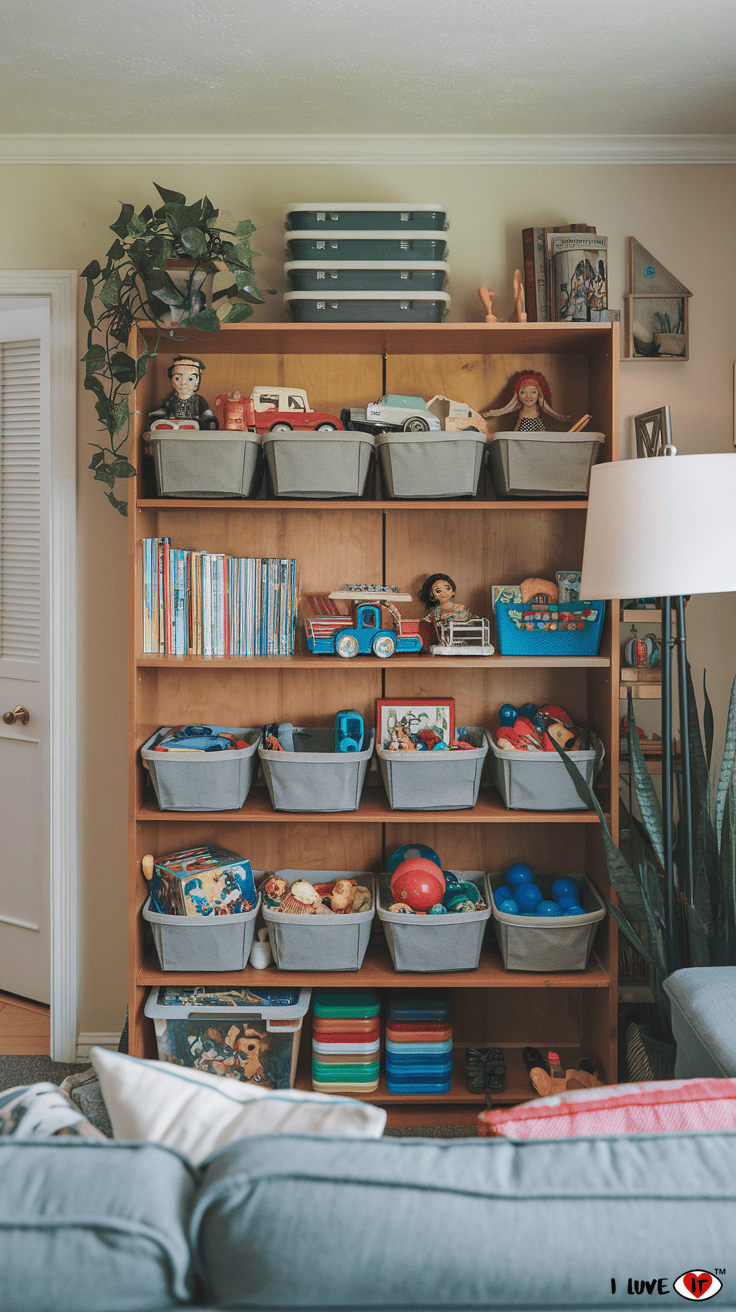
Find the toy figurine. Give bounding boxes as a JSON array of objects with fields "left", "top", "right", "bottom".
[
  {"left": 214, "top": 390, "right": 250, "bottom": 430},
  {"left": 478, "top": 287, "right": 498, "bottom": 322},
  {"left": 148, "top": 355, "right": 219, "bottom": 430},
  {"left": 419, "top": 574, "right": 475, "bottom": 627},
  {"left": 482, "top": 371, "right": 569, "bottom": 432},
  {"left": 512, "top": 269, "right": 527, "bottom": 323},
  {"left": 419, "top": 574, "right": 494, "bottom": 657}
]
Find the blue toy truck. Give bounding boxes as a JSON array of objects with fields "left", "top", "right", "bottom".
[{"left": 306, "top": 596, "right": 423, "bottom": 659}]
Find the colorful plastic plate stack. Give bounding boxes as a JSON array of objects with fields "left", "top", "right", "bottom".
[
  {"left": 385, "top": 991, "right": 454, "bottom": 1095},
  {"left": 311, "top": 989, "right": 381, "bottom": 1093}
]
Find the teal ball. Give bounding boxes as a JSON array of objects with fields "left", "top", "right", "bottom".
[
  {"left": 537, "top": 900, "right": 562, "bottom": 917},
  {"left": 552, "top": 877, "right": 579, "bottom": 901},
  {"left": 515, "top": 883, "right": 543, "bottom": 911},
  {"left": 564, "top": 905, "right": 587, "bottom": 916},
  {"left": 558, "top": 894, "right": 582, "bottom": 912},
  {"left": 494, "top": 885, "right": 513, "bottom": 906},
  {"left": 498, "top": 898, "right": 520, "bottom": 915}
]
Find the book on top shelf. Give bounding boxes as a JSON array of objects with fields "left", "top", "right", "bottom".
[
  {"left": 549, "top": 234, "right": 608, "bottom": 323},
  {"left": 522, "top": 223, "right": 596, "bottom": 322}
]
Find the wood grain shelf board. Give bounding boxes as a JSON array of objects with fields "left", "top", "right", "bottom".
[
  {"left": 136, "top": 653, "right": 610, "bottom": 670},
  {"left": 136, "top": 499, "right": 589, "bottom": 512},
  {"left": 620, "top": 609, "right": 676, "bottom": 622},
  {"left": 136, "top": 787, "right": 610, "bottom": 825},
  {"left": 619, "top": 685, "right": 662, "bottom": 699},
  {"left": 137, "top": 940, "right": 609, "bottom": 989}
]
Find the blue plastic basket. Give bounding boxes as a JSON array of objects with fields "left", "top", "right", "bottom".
[{"left": 494, "top": 600, "right": 605, "bottom": 657}]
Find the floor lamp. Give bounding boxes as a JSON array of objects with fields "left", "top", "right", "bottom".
[{"left": 580, "top": 445, "right": 736, "bottom": 952}]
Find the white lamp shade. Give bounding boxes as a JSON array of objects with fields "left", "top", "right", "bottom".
[{"left": 580, "top": 453, "right": 736, "bottom": 600}]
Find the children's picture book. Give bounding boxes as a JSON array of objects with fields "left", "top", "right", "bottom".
[{"left": 549, "top": 235, "right": 608, "bottom": 322}]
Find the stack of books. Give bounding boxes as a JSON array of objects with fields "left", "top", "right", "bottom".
[
  {"left": 141, "top": 537, "right": 297, "bottom": 656},
  {"left": 522, "top": 224, "right": 611, "bottom": 324}
]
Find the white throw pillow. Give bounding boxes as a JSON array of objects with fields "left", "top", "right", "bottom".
[{"left": 90, "top": 1047, "right": 386, "bottom": 1163}]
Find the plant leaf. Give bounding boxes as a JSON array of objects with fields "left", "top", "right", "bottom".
[
  {"left": 605, "top": 898, "right": 662, "bottom": 973},
  {"left": 94, "top": 464, "right": 115, "bottom": 487},
  {"left": 703, "top": 670, "right": 715, "bottom": 772},
  {"left": 106, "top": 489, "right": 128, "bottom": 516},
  {"left": 109, "top": 203, "right": 134, "bottom": 239},
  {"left": 184, "top": 308, "right": 221, "bottom": 332},
  {"left": 110, "top": 459, "right": 136, "bottom": 479},
  {"left": 88, "top": 451, "right": 105, "bottom": 469},
  {"left": 627, "top": 693, "right": 664, "bottom": 867},
  {"left": 221, "top": 302, "right": 255, "bottom": 323},
  {"left": 178, "top": 227, "right": 208, "bottom": 258},
  {"left": 235, "top": 219, "right": 256, "bottom": 241},
  {"left": 99, "top": 271, "right": 122, "bottom": 309},
  {"left": 81, "top": 259, "right": 101, "bottom": 281},
  {"left": 109, "top": 351, "right": 137, "bottom": 384},
  {"left": 153, "top": 183, "right": 187, "bottom": 206},
  {"left": 111, "top": 398, "right": 130, "bottom": 437},
  {"left": 715, "top": 672, "right": 736, "bottom": 841}
]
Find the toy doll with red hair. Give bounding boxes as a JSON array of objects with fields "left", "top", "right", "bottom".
[{"left": 482, "top": 371, "right": 570, "bottom": 432}]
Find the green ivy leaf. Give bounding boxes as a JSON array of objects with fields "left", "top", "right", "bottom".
[
  {"left": 81, "top": 259, "right": 101, "bottom": 281},
  {"left": 234, "top": 274, "right": 265, "bottom": 304},
  {"left": 99, "top": 271, "right": 122, "bottom": 309},
  {"left": 106, "top": 490, "right": 128, "bottom": 516},
  {"left": 106, "top": 239, "right": 126, "bottom": 262},
  {"left": 109, "top": 351, "right": 137, "bottom": 384},
  {"left": 94, "top": 464, "right": 116, "bottom": 487},
  {"left": 82, "top": 343, "right": 106, "bottom": 370},
  {"left": 153, "top": 183, "right": 187, "bottom": 206},
  {"left": 110, "top": 203, "right": 135, "bottom": 240},
  {"left": 111, "top": 398, "right": 130, "bottom": 437},
  {"left": 235, "top": 219, "right": 256, "bottom": 241},
  {"left": 110, "top": 459, "right": 136, "bottom": 479},
  {"left": 178, "top": 227, "right": 208, "bottom": 258},
  {"left": 221, "top": 303, "right": 255, "bottom": 323},
  {"left": 184, "top": 308, "right": 221, "bottom": 332},
  {"left": 89, "top": 451, "right": 105, "bottom": 469}
]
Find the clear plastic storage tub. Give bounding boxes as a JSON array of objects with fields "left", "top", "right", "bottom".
[
  {"left": 284, "top": 290, "right": 450, "bottom": 324},
  {"left": 261, "top": 872, "right": 376, "bottom": 971},
  {"left": 377, "top": 872, "right": 490, "bottom": 972},
  {"left": 284, "top": 203, "right": 449, "bottom": 231},
  {"left": 489, "top": 873, "right": 605, "bottom": 971},
  {"left": 141, "top": 727, "right": 261, "bottom": 811},
  {"left": 144, "top": 985, "right": 312, "bottom": 1088}
]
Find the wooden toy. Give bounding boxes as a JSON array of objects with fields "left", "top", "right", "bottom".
[
  {"left": 477, "top": 286, "right": 498, "bottom": 322},
  {"left": 148, "top": 356, "right": 219, "bottom": 430},
  {"left": 305, "top": 591, "right": 423, "bottom": 659}
]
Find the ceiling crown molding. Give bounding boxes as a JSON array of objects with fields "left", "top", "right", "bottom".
[{"left": 0, "top": 133, "right": 734, "bottom": 165}]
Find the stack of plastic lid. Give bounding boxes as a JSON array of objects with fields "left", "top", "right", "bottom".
[
  {"left": 385, "top": 991, "right": 453, "bottom": 1095},
  {"left": 283, "top": 204, "right": 450, "bottom": 323},
  {"left": 311, "top": 989, "right": 381, "bottom": 1093}
]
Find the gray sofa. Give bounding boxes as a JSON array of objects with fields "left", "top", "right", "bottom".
[{"left": 2, "top": 1128, "right": 736, "bottom": 1311}]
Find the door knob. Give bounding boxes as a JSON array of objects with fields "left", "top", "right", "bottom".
[{"left": 3, "top": 705, "right": 30, "bottom": 725}]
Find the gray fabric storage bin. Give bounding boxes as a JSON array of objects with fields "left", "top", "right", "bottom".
[
  {"left": 377, "top": 728, "right": 488, "bottom": 810},
  {"left": 261, "top": 871, "right": 375, "bottom": 971},
  {"left": 377, "top": 871, "right": 490, "bottom": 972},
  {"left": 141, "top": 727, "right": 260, "bottom": 811},
  {"left": 489, "top": 873, "right": 605, "bottom": 972},
  {"left": 258, "top": 728, "right": 375, "bottom": 812},
  {"left": 142, "top": 891, "right": 261, "bottom": 972},
  {"left": 150, "top": 432, "right": 263, "bottom": 498},
  {"left": 376, "top": 429, "right": 486, "bottom": 499},
  {"left": 488, "top": 734, "right": 596, "bottom": 811},
  {"left": 487, "top": 431, "right": 604, "bottom": 499},
  {"left": 262, "top": 429, "right": 375, "bottom": 498}
]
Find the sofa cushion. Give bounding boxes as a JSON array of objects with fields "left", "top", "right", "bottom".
[
  {"left": 191, "top": 1131, "right": 736, "bottom": 1309},
  {"left": 91, "top": 1047, "right": 385, "bottom": 1165},
  {"left": 0, "top": 1138, "right": 197, "bottom": 1312},
  {"left": 477, "top": 1077, "right": 736, "bottom": 1138},
  {"left": 664, "top": 966, "right": 736, "bottom": 1077}
]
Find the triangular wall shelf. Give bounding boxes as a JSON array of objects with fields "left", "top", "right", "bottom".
[{"left": 623, "top": 238, "right": 691, "bottom": 361}]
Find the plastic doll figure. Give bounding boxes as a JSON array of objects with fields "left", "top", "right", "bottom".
[
  {"left": 148, "top": 355, "right": 219, "bottom": 430},
  {"left": 419, "top": 573, "right": 475, "bottom": 627},
  {"left": 214, "top": 390, "right": 249, "bottom": 430},
  {"left": 482, "top": 371, "right": 569, "bottom": 432}
]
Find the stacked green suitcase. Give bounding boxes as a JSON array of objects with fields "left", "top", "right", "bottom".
[{"left": 284, "top": 204, "right": 450, "bottom": 323}]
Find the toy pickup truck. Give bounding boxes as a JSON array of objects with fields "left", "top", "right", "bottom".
[
  {"left": 342, "top": 394, "right": 441, "bottom": 434},
  {"left": 306, "top": 592, "right": 424, "bottom": 659},
  {"left": 215, "top": 386, "right": 344, "bottom": 434}
]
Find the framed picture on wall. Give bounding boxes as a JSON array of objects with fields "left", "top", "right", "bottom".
[{"left": 376, "top": 697, "right": 455, "bottom": 751}]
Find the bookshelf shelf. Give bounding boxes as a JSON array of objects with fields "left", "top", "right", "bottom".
[{"left": 129, "top": 319, "right": 620, "bottom": 1119}]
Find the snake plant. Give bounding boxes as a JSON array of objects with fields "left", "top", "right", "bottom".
[{"left": 555, "top": 669, "right": 736, "bottom": 1041}]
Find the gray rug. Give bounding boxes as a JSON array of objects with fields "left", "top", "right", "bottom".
[{"left": 0, "top": 1056, "right": 82, "bottom": 1092}]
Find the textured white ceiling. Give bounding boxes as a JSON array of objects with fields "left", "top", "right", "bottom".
[{"left": 1, "top": 0, "right": 735, "bottom": 137}]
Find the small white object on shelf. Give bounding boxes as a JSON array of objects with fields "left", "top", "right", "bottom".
[{"left": 249, "top": 928, "right": 273, "bottom": 970}]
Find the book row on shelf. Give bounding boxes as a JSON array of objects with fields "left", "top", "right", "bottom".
[{"left": 141, "top": 537, "right": 298, "bottom": 657}]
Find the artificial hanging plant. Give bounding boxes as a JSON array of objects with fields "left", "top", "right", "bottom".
[{"left": 81, "top": 183, "right": 273, "bottom": 515}]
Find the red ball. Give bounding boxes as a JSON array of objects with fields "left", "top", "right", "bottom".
[{"left": 390, "top": 859, "right": 446, "bottom": 911}]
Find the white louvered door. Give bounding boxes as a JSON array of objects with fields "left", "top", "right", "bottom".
[{"left": 0, "top": 305, "right": 50, "bottom": 1003}]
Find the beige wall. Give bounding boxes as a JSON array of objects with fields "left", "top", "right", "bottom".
[{"left": 1, "top": 157, "right": 733, "bottom": 1034}]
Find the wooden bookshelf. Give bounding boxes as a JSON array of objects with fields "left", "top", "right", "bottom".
[{"left": 128, "top": 320, "right": 620, "bottom": 1121}]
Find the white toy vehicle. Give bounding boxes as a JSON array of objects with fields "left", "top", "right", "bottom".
[
  {"left": 425, "top": 395, "right": 489, "bottom": 435},
  {"left": 343, "top": 394, "right": 441, "bottom": 434}
]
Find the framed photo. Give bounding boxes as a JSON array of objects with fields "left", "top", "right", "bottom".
[{"left": 376, "top": 697, "right": 455, "bottom": 750}]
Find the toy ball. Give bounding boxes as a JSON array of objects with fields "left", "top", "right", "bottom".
[
  {"left": 494, "top": 884, "right": 513, "bottom": 906},
  {"left": 515, "top": 882, "right": 543, "bottom": 911},
  {"left": 497, "top": 898, "right": 520, "bottom": 915},
  {"left": 428, "top": 903, "right": 447, "bottom": 915},
  {"left": 557, "top": 894, "right": 582, "bottom": 912},
  {"left": 391, "top": 859, "right": 446, "bottom": 911},
  {"left": 552, "top": 876, "right": 579, "bottom": 901},
  {"left": 536, "top": 900, "right": 563, "bottom": 917},
  {"left": 506, "top": 862, "right": 534, "bottom": 888},
  {"left": 387, "top": 844, "right": 442, "bottom": 877},
  {"left": 563, "top": 904, "right": 586, "bottom": 916},
  {"left": 499, "top": 703, "right": 518, "bottom": 726},
  {"left": 443, "top": 871, "right": 459, "bottom": 887},
  {"left": 519, "top": 702, "right": 539, "bottom": 719}
]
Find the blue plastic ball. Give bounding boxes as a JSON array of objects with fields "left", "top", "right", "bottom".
[
  {"left": 387, "top": 844, "right": 442, "bottom": 876},
  {"left": 428, "top": 903, "right": 447, "bottom": 915},
  {"left": 499, "top": 703, "right": 518, "bottom": 726},
  {"left": 515, "top": 883, "right": 543, "bottom": 911},
  {"left": 552, "top": 876, "right": 579, "bottom": 901},
  {"left": 506, "top": 863, "right": 534, "bottom": 888},
  {"left": 536, "top": 900, "right": 563, "bottom": 917},
  {"left": 563, "top": 905, "right": 587, "bottom": 916},
  {"left": 557, "top": 894, "right": 582, "bottom": 912},
  {"left": 497, "top": 898, "right": 521, "bottom": 915},
  {"left": 519, "top": 703, "right": 539, "bottom": 719},
  {"left": 494, "top": 885, "right": 513, "bottom": 906},
  {"left": 443, "top": 871, "right": 459, "bottom": 886},
  {"left": 521, "top": 911, "right": 540, "bottom": 916}
]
